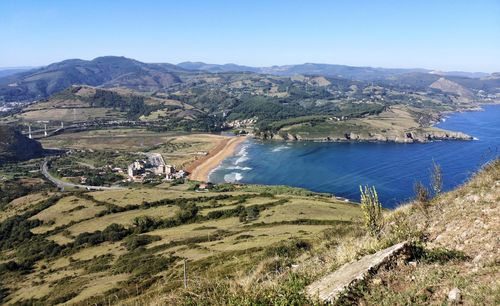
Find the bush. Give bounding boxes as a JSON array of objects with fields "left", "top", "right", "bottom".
[
  {"left": 84, "top": 255, "right": 114, "bottom": 273},
  {"left": 430, "top": 161, "right": 443, "bottom": 196},
  {"left": 113, "top": 251, "right": 175, "bottom": 277},
  {"left": 123, "top": 234, "right": 161, "bottom": 251},
  {"left": 132, "top": 216, "right": 157, "bottom": 233},
  {"left": 74, "top": 224, "right": 131, "bottom": 247},
  {"left": 414, "top": 182, "right": 430, "bottom": 205},
  {"left": 360, "top": 185, "right": 383, "bottom": 237},
  {"left": 266, "top": 239, "right": 311, "bottom": 258}
]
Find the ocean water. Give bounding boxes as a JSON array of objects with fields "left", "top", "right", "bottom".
[{"left": 210, "top": 105, "right": 500, "bottom": 208}]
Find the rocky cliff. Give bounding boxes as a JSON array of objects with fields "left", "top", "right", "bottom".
[{"left": 258, "top": 128, "right": 473, "bottom": 143}]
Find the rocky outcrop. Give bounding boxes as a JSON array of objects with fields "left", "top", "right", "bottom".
[
  {"left": 0, "top": 125, "right": 45, "bottom": 163},
  {"left": 255, "top": 129, "right": 473, "bottom": 144},
  {"left": 307, "top": 241, "right": 410, "bottom": 302}
]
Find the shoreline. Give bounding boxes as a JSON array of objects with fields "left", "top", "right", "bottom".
[{"left": 188, "top": 135, "right": 248, "bottom": 182}]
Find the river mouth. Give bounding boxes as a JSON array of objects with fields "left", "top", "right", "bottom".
[{"left": 210, "top": 105, "right": 500, "bottom": 208}]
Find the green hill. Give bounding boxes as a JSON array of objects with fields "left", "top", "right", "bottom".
[
  {"left": 0, "top": 56, "right": 184, "bottom": 102},
  {"left": 0, "top": 125, "right": 44, "bottom": 163},
  {"left": 0, "top": 155, "right": 497, "bottom": 304}
]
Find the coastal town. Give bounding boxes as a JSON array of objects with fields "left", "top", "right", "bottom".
[
  {"left": 126, "top": 153, "right": 187, "bottom": 183},
  {"left": 38, "top": 134, "right": 249, "bottom": 190}
]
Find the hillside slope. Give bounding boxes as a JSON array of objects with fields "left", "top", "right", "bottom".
[
  {"left": 137, "top": 160, "right": 499, "bottom": 305},
  {"left": 352, "top": 159, "right": 499, "bottom": 305},
  {"left": 0, "top": 125, "right": 45, "bottom": 163},
  {"left": 0, "top": 57, "right": 183, "bottom": 102}
]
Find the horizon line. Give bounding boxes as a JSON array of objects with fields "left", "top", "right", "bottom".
[{"left": 0, "top": 56, "right": 496, "bottom": 74}]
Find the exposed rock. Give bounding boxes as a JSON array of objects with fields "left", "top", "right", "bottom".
[
  {"left": 371, "top": 277, "right": 383, "bottom": 286},
  {"left": 447, "top": 287, "right": 461, "bottom": 304},
  {"left": 255, "top": 128, "right": 472, "bottom": 144},
  {"left": 306, "top": 241, "right": 409, "bottom": 302}
]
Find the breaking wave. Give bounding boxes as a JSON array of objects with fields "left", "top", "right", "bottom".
[
  {"left": 224, "top": 172, "right": 243, "bottom": 182},
  {"left": 226, "top": 166, "right": 252, "bottom": 171},
  {"left": 235, "top": 144, "right": 249, "bottom": 164},
  {"left": 271, "top": 145, "right": 291, "bottom": 152}
]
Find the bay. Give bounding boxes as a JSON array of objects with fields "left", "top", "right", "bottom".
[{"left": 210, "top": 105, "right": 500, "bottom": 208}]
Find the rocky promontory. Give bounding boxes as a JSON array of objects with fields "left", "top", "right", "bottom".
[{"left": 257, "top": 128, "right": 473, "bottom": 143}]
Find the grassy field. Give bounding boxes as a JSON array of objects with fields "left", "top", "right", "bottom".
[
  {"left": 40, "top": 128, "right": 229, "bottom": 169},
  {"left": 0, "top": 181, "right": 363, "bottom": 305},
  {"left": 279, "top": 105, "right": 457, "bottom": 142},
  {"left": 29, "top": 195, "right": 106, "bottom": 234},
  {"left": 16, "top": 107, "right": 126, "bottom": 123},
  {"left": 1, "top": 155, "right": 497, "bottom": 305}
]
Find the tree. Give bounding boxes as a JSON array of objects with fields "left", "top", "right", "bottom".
[{"left": 359, "top": 185, "right": 383, "bottom": 237}]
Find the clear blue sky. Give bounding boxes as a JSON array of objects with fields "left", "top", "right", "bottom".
[{"left": 1, "top": 0, "right": 499, "bottom": 72}]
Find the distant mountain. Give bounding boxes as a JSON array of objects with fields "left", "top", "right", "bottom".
[
  {"left": 429, "top": 70, "right": 490, "bottom": 78},
  {"left": 178, "top": 61, "right": 491, "bottom": 80},
  {"left": 178, "top": 62, "right": 260, "bottom": 73},
  {"left": 0, "top": 67, "right": 35, "bottom": 78},
  {"left": 178, "top": 61, "right": 429, "bottom": 79},
  {"left": 0, "top": 57, "right": 185, "bottom": 102},
  {"left": 0, "top": 125, "right": 45, "bottom": 163},
  {"left": 0, "top": 56, "right": 494, "bottom": 103}
]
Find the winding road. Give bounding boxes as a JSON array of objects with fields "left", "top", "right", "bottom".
[{"left": 41, "top": 158, "right": 126, "bottom": 191}]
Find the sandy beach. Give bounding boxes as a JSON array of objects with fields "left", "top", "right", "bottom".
[{"left": 188, "top": 135, "right": 248, "bottom": 182}]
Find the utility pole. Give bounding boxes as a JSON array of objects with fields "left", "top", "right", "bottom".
[
  {"left": 61, "top": 121, "right": 64, "bottom": 129},
  {"left": 183, "top": 259, "right": 187, "bottom": 288}
]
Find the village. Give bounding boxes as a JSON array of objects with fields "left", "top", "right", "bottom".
[
  {"left": 44, "top": 149, "right": 191, "bottom": 189},
  {"left": 126, "top": 153, "right": 188, "bottom": 183}
]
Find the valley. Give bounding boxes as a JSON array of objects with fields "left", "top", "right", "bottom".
[
  {"left": 1, "top": 57, "right": 499, "bottom": 148},
  {"left": 0, "top": 57, "right": 498, "bottom": 305}
]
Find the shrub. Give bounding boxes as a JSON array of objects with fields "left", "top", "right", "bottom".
[
  {"left": 132, "top": 216, "right": 157, "bottom": 233},
  {"left": 123, "top": 234, "right": 161, "bottom": 251},
  {"left": 266, "top": 239, "right": 311, "bottom": 258},
  {"left": 359, "top": 185, "right": 383, "bottom": 237},
  {"left": 414, "top": 182, "right": 430, "bottom": 205},
  {"left": 84, "top": 255, "right": 114, "bottom": 273},
  {"left": 113, "top": 251, "right": 175, "bottom": 277},
  {"left": 74, "top": 224, "right": 131, "bottom": 247},
  {"left": 430, "top": 161, "right": 443, "bottom": 196}
]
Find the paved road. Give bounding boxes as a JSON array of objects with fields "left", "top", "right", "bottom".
[{"left": 41, "top": 159, "right": 126, "bottom": 191}]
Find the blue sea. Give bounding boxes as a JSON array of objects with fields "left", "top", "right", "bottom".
[{"left": 210, "top": 105, "right": 500, "bottom": 208}]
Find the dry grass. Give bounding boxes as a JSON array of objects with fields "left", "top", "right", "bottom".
[
  {"left": 17, "top": 107, "right": 125, "bottom": 123},
  {"left": 65, "top": 205, "right": 180, "bottom": 236},
  {"left": 29, "top": 195, "right": 106, "bottom": 234},
  {"left": 251, "top": 198, "right": 361, "bottom": 224},
  {"left": 0, "top": 192, "right": 54, "bottom": 222}
]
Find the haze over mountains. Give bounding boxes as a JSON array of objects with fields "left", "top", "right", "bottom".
[
  {"left": 177, "top": 61, "right": 491, "bottom": 79},
  {"left": 0, "top": 56, "right": 497, "bottom": 103}
]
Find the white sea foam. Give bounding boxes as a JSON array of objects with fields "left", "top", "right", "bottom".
[
  {"left": 226, "top": 166, "right": 252, "bottom": 171},
  {"left": 224, "top": 172, "right": 243, "bottom": 182},
  {"left": 234, "top": 144, "right": 249, "bottom": 165},
  {"left": 271, "top": 145, "right": 291, "bottom": 152},
  {"left": 207, "top": 164, "right": 223, "bottom": 181}
]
